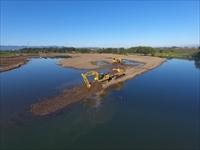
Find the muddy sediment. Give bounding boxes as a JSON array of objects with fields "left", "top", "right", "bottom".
[
  {"left": 0, "top": 53, "right": 72, "bottom": 72},
  {"left": 0, "top": 55, "right": 39, "bottom": 72},
  {"left": 30, "top": 82, "right": 103, "bottom": 116}
]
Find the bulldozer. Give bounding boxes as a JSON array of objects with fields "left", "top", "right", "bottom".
[
  {"left": 81, "top": 68, "right": 125, "bottom": 88},
  {"left": 112, "top": 57, "right": 123, "bottom": 64}
]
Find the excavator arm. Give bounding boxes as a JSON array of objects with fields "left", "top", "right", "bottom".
[
  {"left": 81, "top": 68, "right": 125, "bottom": 88},
  {"left": 81, "top": 71, "right": 100, "bottom": 88},
  {"left": 81, "top": 71, "right": 111, "bottom": 88},
  {"left": 81, "top": 73, "right": 91, "bottom": 88}
]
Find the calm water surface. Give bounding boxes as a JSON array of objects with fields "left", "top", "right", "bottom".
[{"left": 1, "top": 58, "right": 199, "bottom": 149}]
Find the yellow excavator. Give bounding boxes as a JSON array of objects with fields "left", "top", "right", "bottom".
[
  {"left": 81, "top": 71, "right": 111, "bottom": 88},
  {"left": 112, "top": 57, "right": 123, "bottom": 64},
  {"left": 81, "top": 68, "right": 125, "bottom": 88}
]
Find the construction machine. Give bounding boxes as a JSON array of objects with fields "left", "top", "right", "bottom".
[
  {"left": 81, "top": 68, "right": 125, "bottom": 88},
  {"left": 112, "top": 57, "right": 123, "bottom": 64},
  {"left": 81, "top": 71, "right": 111, "bottom": 88}
]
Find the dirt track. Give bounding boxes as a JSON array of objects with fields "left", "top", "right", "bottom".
[{"left": 30, "top": 82, "right": 103, "bottom": 116}]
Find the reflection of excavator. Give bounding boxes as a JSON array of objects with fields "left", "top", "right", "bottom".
[
  {"left": 109, "top": 82, "right": 124, "bottom": 90},
  {"left": 112, "top": 57, "right": 123, "bottom": 64},
  {"left": 81, "top": 68, "right": 125, "bottom": 88}
]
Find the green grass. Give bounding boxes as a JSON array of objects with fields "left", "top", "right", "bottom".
[
  {"left": 0, "top": 52, "right": 18, "bottom": 57},
  {"left": 153, "top": 49, "right": 199, "bottom": 59}
]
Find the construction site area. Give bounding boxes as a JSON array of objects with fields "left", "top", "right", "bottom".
[{"left": 28, "top": 54, "right": 165, "bottom": 116}]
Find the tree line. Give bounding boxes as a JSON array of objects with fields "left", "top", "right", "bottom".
[
  {"left": 191, "top": 50, "right": 200, "bottom": 69},
  {"left": 1, "top": 46, "right": 156, "bottom": 55}
]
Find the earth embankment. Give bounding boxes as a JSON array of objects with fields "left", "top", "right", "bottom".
[{"left": 0, "top": 54, "right": 39, "bottom": 72}]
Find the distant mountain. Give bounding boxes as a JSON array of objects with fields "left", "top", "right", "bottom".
[
  {"left": 0, "top": 45, "right": 100, "bottom": 50},
  {"left": 0, "top": 45, "right": 62, "bottom": 50},
  {"left": 183, "top": 44, "right": 200, "bottom": 47}
]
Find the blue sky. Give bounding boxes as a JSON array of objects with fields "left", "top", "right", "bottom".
[{"left": 1, "top": 1, "right": 199, "bottom": 47}]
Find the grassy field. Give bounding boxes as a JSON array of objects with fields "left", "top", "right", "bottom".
[
  {"left": 0, "top": 52, "right": 15, "bottom": 57},
  {"left": 0, "top": 52, "right": 22, "bottom": 57},
  {"left": 1, "top": 48, "right": 199, "bottom": 59},
  {"left": 153, "top": 49, "right": 199, "bottom": 58}
]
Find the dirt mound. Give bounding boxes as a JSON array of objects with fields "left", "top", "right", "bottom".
[{"left": 30, "top": 82, "right": 103, "bottom": 116}]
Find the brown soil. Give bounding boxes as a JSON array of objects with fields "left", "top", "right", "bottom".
[
  {"left": 30, "top": 82, "right": 103, "bottom": 116},
  {"left": 0, "top": 54, "right": 40, "bottom": 72},
  {"left": 0, "top": 53, "right": 71, "bottom": 72}
]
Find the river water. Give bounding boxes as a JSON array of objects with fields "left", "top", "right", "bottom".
[{"left": 1, "top": 58, "right": 199, "bottom": 149}]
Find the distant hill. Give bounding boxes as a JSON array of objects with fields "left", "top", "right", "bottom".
[
  {"left": 0, "top": 45, "right": 100, "bottom": 50},
  {"left": 1, "top": 45, "right": 27, "bottom": 50},
  {"left": 1, "top": 45, "right": 198, "bottom": 51},
  {"left": 0, "top": 45, "right": 62, "bottom": 50}
]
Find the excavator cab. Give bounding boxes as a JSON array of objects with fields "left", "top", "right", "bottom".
[
  {"left": 99, "top": 73, "right": 105, "bottom": 80},
  {"left": 81, "top": 71, "right": 110, "bottom": 88}
]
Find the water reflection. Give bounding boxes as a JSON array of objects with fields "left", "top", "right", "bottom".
[
  {"left": 83, "top": 82, "right": 124, "bottom": 108},
  {"left": 43, "top": 56, "right": 72, "bottom": 59},
  {"left": 83, "top": 97, "right": 99, "bottom": 107},
  {"left": 194, "top": 60, "right": 200, "bottom": 69},
  {"left": 109, "top": 82, "right": 124, "bottom": 90}
]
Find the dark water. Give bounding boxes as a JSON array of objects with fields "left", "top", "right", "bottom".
[{"left": 1, "top": 58, "right": 199, "bottom": 149}]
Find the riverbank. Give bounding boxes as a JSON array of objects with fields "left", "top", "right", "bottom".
[
  {"left": 0, "top": 53, "right": 71, "bottom": 72},
  {"left": 0, "top": 54, "right": 39, "bottom": 72}
]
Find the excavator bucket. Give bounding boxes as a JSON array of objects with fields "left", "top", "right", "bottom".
[{"left": 112, "top": 57, "right": 123, "bottom": 64}]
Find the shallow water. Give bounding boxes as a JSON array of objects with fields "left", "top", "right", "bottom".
[
  {"left": 95, "top": 60, "right": 144, "bottom": 66},
  {"left": 122, "top": 59, "right": 144, "bottom": 66},
  {"left": 1, "top": 58, "right": 199, "bottom": 149},
  {"left": 96, "top": 61, "right": 111, "bottom": 66}
]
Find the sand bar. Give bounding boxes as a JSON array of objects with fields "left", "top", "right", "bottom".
[{"left": 57, "top": 54, "right": 165, "bottom": 88}]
